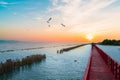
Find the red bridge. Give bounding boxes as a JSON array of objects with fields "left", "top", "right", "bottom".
[{"left": 83, "top": 44, "right": 120, "bottom": 80}]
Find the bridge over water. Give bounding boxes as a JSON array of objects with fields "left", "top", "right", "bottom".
[{"left": 83, "top": 44, "right": 120, "bottom": 80}]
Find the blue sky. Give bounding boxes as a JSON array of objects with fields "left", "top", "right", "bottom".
[
  {"left": 0, "top": 0, "right": 119, "bottom": 28},
  {"left": 0, "top": 0, "right": 51, "bottom": 25},
  {"left": 0, "top": 0, "right": 120, "bottom": 42}
]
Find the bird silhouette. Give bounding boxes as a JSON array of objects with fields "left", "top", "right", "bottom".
[
  {"left": 47, "top": 18, "right": 52, "bottom": 23},
  {"left": 61, "top": 23, "right": 66, "bottom": 27},
  {"left": 48, "top": 25, "right": 51, "bottom": 27}
]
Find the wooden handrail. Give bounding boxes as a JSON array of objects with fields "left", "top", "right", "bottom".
[
  {"left": 94, "top": 45, "right": 120, "bottom": 79},
  {"left": 83, "top": 44, "right": 120, "bottom": 80},
  {"left": 83, "top": 44, "right": 93, "bottom": 80}
]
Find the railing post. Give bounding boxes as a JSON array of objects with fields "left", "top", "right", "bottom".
[
  {"left": 107, "top": 56, "right": 111, "bottom": 68},
  {"left": 112, "top": 60, "right": 114, "bottom": 75},
  {"left": 93, "top": 45, "right": 120, "bottom": 80},
  {"left": 116, "top": 64, "right": 119, "bottom": 80},
  {"left": 119, "top": 64, "right": 120, "bottom": 80},
  {"left": 111, "top": 59, "right": 113, "bottom": 74},
  {"left": 114, "top": 62, "right": 117, "bottom": 79},
  {"left": 83, "top": 44, "right": 93, "bottom": 80},
  {"left": 119, "top": 65, "right": 120, "bottom": 80}
]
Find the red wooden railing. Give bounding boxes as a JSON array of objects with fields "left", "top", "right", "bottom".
[
  {"left": 83, "top": 44, "right": 93, "bottom": 80},
  {"left": 94, "top": 44, "right": 120, "bottom": 80},
  {"left": 83, "top": 44, "right": 120, "bottom": 80}
]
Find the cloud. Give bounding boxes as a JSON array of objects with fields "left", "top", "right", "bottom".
[
  {"left": 13, "top": 12, "right": 17, "bottom": 16},
  {"left": 48, "top": 0, "right": 119, "bottom": 34},
  {"left": 0, "top": 1, "right": 16, "bottom": 5},
  {"left": 0, "top": 1, "right": 16, "bottom": 9},
  {"left": 0, "top": 1, "right": 8, "bottom": 5}
]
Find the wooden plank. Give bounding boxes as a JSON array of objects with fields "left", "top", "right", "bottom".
[
  {"left": 83, "top": 44, "right": 116, "bottom": 80},
  {"left": 88, "top": 46, "right": 115, "bottom": 80}
]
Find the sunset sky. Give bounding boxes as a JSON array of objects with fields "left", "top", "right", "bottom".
[{"left": 0, "top": 0, "right": 120, "bottom": 42}]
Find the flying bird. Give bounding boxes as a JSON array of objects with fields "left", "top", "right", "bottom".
[
  {"left": 61, "top": 23, "right": 66, "bottom": 27},
  {"left": 48, "top": 25, "right": 51, "bottom": 27},
  {"left": 47, "top": 18, "right": 52, "bottom": 23}
]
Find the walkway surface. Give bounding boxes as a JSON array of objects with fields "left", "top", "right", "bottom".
[{"left": 88, "top": 46, "right": 115, "bottom": 80}]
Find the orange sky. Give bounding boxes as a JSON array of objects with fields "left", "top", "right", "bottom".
[
  {"left": 0, "top": 0, "right": 120, "bottom": 42},
  {"left": 0, "top": 27, "right": 120, "bottom": 42}
]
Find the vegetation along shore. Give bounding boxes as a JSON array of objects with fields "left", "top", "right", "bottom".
[{"left": 0, "top": 54, "right": 46, "bottom": 74}]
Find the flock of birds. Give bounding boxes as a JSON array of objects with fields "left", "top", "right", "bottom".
[{"left": 46, "top": 17, "right": 66, "bottom": 27}]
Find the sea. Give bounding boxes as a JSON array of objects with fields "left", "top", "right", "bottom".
[
  {"left": 0, "top": 42, "right": 91, "bottom": 80},
  {"left": 0, "top": 42, "right": 120, "bottom": 80}
]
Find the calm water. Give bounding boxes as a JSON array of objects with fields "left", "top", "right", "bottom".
[
  {"left": 97, "top": 45, "right": 120, "bottom": 62},
  {"left": 0, "top": 42, "right": 91, "bottom": 80}
]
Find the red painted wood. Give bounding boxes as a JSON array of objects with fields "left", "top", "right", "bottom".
[
  {"left": 83, "top": 46, "right": 92, "bottom": 80},
  {"left": 83, "top": 44, "right": 93, "bottom": 80},
  {"left": 83, "top": 44, "right": 118, "bottom": 80},
  {"left": 94, "top": 45, "right": 120, "bottom": 79}
]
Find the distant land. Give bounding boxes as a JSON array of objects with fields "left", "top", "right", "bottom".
[
  {"left": 0, "top": 40, "right": 39, "bottom": 43},
  {"left": 100, "top": 39, "right": 120, "bottom": 45},
  {"left": 1, "top": 39, "right": 120, "bottom": 46},
  {"left": 0, "top": 40, "right": 20, "bottom": 43}
]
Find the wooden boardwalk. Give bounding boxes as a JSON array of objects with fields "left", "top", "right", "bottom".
[
  {"left": 89, "top": 46, "right": 115, "bottom": 80},
  {"left": 83, "top": 44, "right": 120, "bottom": 80}
]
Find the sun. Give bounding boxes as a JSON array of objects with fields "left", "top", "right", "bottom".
[{"left": 86, "top": 33, "right": 94, "bottom": 41}]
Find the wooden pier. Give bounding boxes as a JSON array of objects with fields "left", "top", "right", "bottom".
[{"left": 83, "top": 44, "right": 120, "bottom": 80}]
